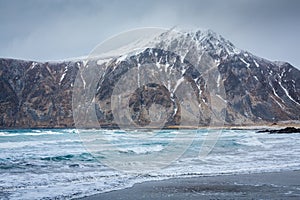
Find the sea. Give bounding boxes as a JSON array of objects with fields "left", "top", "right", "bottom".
[{"left": 0, "top": 128, "right": 300, "bottom": 199}]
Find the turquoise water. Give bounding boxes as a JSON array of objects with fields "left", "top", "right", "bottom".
[{"left": 1, "top": 129, "right": 300, "bottom": 199}]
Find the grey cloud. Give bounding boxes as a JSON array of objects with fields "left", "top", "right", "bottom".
[{"left": 0, "top": 0, "right": 299, "bottom": 68}]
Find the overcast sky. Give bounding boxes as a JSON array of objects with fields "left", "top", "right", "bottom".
[{"left": 0, "top": 0, "right": 299, "bottom": 68}]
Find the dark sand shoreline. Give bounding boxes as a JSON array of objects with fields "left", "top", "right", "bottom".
[{"left": 77, "top": 170, "right": 300, "bottom": 200}]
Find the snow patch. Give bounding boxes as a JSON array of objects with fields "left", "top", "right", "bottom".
[
  {"left": 173, "top": 77, "right": 185, "bottom": 92},
  {"left": 59, "top": 66, "right": 69, "bottom": 84},
  {"left": 270, "top": 96, "right": 284, "bottom": 109},
  {"left": 240, "top": 58, "right": 250, "bottom": 69},
  {"left": 270, "top": 83, "right": 282, "bottom": 100},
  {"left": 181, "top": 67, "right": 186, "bottom": 75},
  {"left": 116, "top": 55, "right": 128, "bottom": 63},
  {"left": 269, "top": 70, "right": 273, "bottom": 75},
  {"left": 82, "top": 60, "right": 88, "bottom": 68},
  {"left": 278, "top": 80, "right": 300, "bottom": 105},
  {"left": 137, "top": 63, "right": 141, "bottom": 88},
  {"left": 253, "top": 60, "right": 259, "bottom": 67},
  {"left": 173, "top": 105, "right": 178, "bottom": 117},
  {"left": 80, "top": 70, "right": 86, "bottom": 89},
  {"left": 97, "top": 58, "right": 112, "bottom": 65},
  {"left": 216, "top": 94, "right": 227, "bottom": 103},
  {"left": 217, "top": 74, "right": 221, "bottom": 88},
  {"left": 60, "top": 73, "right": 66, "bottom": 83},
  {"left": 30, "top": 62, "right": 37, "bottom": 69}
]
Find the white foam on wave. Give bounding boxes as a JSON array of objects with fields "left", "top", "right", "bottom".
[
  {"left": 0, "top": 130, "right": 76, "bottom": 137},
  {"left": 0, "top": 132, "right": 16, "bottom": 136},
  {"left": 1, "top": 129, "right": 300, "bottom": 199},
  {"left": 118, "top": 145, "right": 164, "bottom": 154},
  {"left": 0, "top": 138, "right": 82, "bottom": 149},
  {"left": 236, "top": 136, "right": 268, "bottom": 147}
]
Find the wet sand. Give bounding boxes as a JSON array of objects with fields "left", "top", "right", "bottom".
[{"left": 77, "top": 170, "right": 300, "bottom": 200}]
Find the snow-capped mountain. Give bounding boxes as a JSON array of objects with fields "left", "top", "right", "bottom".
[{"left": 0, "top": 29, "right": 299, "bottom": 128}]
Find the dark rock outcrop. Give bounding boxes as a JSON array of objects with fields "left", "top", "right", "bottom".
[{"left": 257, "top": 127, "right": 300, "bottom": 134}]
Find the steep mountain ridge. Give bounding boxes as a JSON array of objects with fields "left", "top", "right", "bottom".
[{"left": 0, "top": 29, "right": 299, "bottom": 128}]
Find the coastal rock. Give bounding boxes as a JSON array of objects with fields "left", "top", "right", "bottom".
[{"left": 257, "top": 127, "right": 300, "bottom": 134}]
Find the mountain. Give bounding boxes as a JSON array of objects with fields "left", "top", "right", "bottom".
[{"left": 0, "top": 29, "right": 299, "bottom": 128}]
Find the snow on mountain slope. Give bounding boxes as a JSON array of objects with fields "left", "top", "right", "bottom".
[{"left": 0, "top": 29, "right": 299, "bottom": 128}]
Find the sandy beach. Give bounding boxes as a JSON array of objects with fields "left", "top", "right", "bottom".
[{"left": 78, "top": 170, "right": 300, "bottom": 200}]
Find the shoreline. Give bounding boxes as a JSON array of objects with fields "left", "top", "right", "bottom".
[
  {"left": 1, "top": 122, "right": 300, "bottom": 131},
  {"left": 76, "top": 170, "right": 300, "bottom": 200}
]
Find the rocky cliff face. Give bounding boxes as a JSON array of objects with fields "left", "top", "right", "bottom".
[
  {"left": 0, "top": 30, "right": 299, "bottom": 128},
  {"left": 0, "top": 59, "right": 79, "bottom": 128}
]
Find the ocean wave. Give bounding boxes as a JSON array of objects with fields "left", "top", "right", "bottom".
[
  {"left": 0, "top": 138, "right": 81, "bottom": 149},
  {"left": 0, "top": 129, "right": 76, "bottom": 137},
  {"left": 236, "top": 137, "right": 267, "bottom": 147},
  {"left": 117, "top": 145, "right": 164, "bottom": 154},
  {"left": 41, "top": 152, "right": 95, "bottom": 162},
  {"left": 1, "top": 129, "right": 300, "bottom": 200}
]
